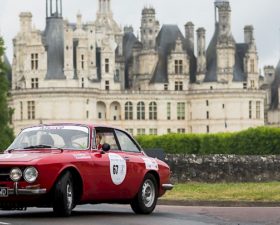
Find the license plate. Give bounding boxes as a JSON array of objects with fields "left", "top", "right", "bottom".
[{"left": 0, "top": 187, "right": 8, "bottom": 197}]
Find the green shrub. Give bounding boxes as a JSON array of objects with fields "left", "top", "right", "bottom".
[{"left": 135, "top": 127, "right": 280, "bottom": 155}]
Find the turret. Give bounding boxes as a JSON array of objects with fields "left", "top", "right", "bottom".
[
  {"left": 140, "top": 7, "right": 160, "bottom": 49},
  {"left": 215, "top": 0, "right": 234, "bottom": 42},
  {"left": 19, "top": 12, "right": 32, "bottom": 33},
  {"left": 196, "top": 27, "right": 206, "bottom": 81},
  {"left": 244, "top": 25, "right": 254, "bottom": 44},
  {"left": 185, "top": 22, "right": 194, "bottom": 52},
  {"left": 98, "top": 0, "right": 111, "bottom": 14}
]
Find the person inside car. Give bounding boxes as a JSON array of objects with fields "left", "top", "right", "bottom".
[{"left": 96, "top": 133, "right": 103, "bottom": 150}]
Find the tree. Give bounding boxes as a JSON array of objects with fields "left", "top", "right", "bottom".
[{"left": 0, "top": 37, "right": 14, "bottom": 151}]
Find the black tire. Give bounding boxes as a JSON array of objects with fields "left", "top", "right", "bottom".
[
  {"left": 53, "top": 171, "right": 74, "bottom": 217},
  {"left": 130, "top": 173, "right": 158, "bottom": 214}
]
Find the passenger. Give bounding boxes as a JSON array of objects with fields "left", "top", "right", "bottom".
[{"left": 96, "top": 134, "right": 103, "bottom": 150}]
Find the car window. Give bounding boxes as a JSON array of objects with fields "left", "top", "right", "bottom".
[
  {"left": 93, "top": 127, "right": 119, "bottom": 150},
  {"left": 115, "top": 130, "right": 140, "bottom": 153},
  {"left": 8, "top": 125, "right": 89, "bottom": 150}
]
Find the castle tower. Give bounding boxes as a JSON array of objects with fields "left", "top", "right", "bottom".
[
  {"left": 45, "top": 0, "right": 65, "bottom": 79},
  {"left": 140, "top": 7, "right": 160, "bottom": 49},
  {"left": 215, "top": 0, "right": 235, "bottom": 83},
  {"left": 244, "top": 25, "right": 254, "bottom": 44},
  {"left": 19, "top": 12, "right": 32, "bottom": 33},
  {"left": 98, "top": 0, "right": 112, "bottom": 14},
  {"left": 185, "top": 22, "right": 194, "bottom": 53},
  {"left": 196, "top": 27, "right": 206, "bottom": 82}
]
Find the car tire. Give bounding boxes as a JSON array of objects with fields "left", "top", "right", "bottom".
[
  {"left": 130, "top": 173, "right": 158, "bottom": 214},
  {"left": 53, "top": 171, "right": 74, "bottom": 217}
]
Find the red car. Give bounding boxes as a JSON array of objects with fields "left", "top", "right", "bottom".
[{"left": 0, "top": 124, "right": 173, "bottom": 216}]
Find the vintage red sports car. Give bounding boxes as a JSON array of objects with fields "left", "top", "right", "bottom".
[{"left": 0, "top": 124, "right": 173, "bottom": 216}]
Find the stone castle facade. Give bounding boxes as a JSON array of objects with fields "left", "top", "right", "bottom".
[{"left": 9, "top": 0, "right": 267, "bottom": 135}]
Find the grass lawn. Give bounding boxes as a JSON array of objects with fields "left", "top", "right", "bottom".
[{"left": 162, "top": 182, "right": 280, "bottom": 202}]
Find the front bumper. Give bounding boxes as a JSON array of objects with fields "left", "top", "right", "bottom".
[
  {"left": 2, "top": 182, "right": 46, "bottom": 196},
  {"left": 162, "top": 184, "right": 174, "bottom": 191}
]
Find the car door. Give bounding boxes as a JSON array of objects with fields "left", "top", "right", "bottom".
[
  {"left": 89, "top": 127, "right": 124, "bottom": 200},
  {"left": 114, "top": 129, "right": 146, "bottom": 199}
]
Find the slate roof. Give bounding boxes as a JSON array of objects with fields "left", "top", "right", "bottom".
[
  {"left": 44, "top": 17, "right": 66, "bottom": 80},
  {"left": 151, "top": 25, "right": 196, "bottom": 84},
  {"left": 270, "top": 60, "right": 280, "bottom": 110},
  {"left": 205, "top": 23, "right": 247, "bottom": 82}
]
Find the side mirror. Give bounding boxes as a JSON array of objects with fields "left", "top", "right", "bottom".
[{"left": 102, "top": 143, "right": 110, "bottom": 152}]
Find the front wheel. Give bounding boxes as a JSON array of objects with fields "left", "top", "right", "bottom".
[
  {"left": 53, "top": 171, "right": 74, "bottom": 217},
  {"left": 130, "top": 173, "right": 158, "bottom": 214}
]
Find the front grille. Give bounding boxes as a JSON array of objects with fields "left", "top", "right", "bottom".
[{"left": 0, "top": 167, "right": 11, "bottom": 182}]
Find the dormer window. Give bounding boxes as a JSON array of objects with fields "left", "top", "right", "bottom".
[
  {"left": 31, "top": 53, "right": 38, "bottom": 70},
  {"left": 175, "top": 60, "right": 183, "bottom": 74}
]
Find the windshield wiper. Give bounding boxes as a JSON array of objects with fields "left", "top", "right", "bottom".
[
  {"left": 23, "top": 145, "right": 64, "bottom": 152},
  {"left": 24, "top": 145, "right": 52, "bottom": 149}
]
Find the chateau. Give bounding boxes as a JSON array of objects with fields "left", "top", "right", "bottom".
[{"left": 9, "top": 0, "right": 267, "bottom": 135}]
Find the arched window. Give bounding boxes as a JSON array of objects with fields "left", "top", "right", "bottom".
[
  {"left": 149, "top": 102, "right": 157, "bottom": 120},
  {"left": 125, "top": 102, "right": 133, "bottom": 120},
  {"left": 137, "top": 102, "right": 145, "bottom": 120}
]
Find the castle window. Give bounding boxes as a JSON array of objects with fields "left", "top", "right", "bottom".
[
  {"left": 206, "top": 100, "right": 209, "bottom": 106},
  {"left": 149, "top": 29, "right": 153, "bottom": 34},
  {"left": 137, "top": 129, "right": 145, "bottom": 135},
  {"left": 20, "top": 101, "right": 23, "bottom": 120},
  {"left": 167, "top": 129, "right": 171, "bottom": 134},
  {"left": 175, "top": 81, "right": 183, "bottom": 91},
  {"left": 250, "top": 80, "right": 255, "bottom": 88},
  {"left": 31, "top": 53, "right": 38, "bottom": 70},
  {"left": 177, "top": 128, "right": 185, "bottom": 134},
  {"left": 206, "top": 125, "right": 209, "bottom": 133},
  {"left": 149, "top": 102, "right": 157, "bottom": 120},
  {"left": 250, "top": 59, "right": 255, "bottom": 73},
  {"left": 256, "top": 101, "right": 261, "bottom": 119},
  {"left": 243, "top": 82, "right": 247, "bottom": 89},
  {"left": 86, "top": 111, "right": 89, "bottom": 119},
  {"left": 81, "top": 54, "right": 85, "bottom": 70},
  {"left": 177, "top": 102, "right": 185, "bottom": 120},
  {"left": 81, "top": 77, "right": 84, "bottom": 88},
  {"left": 167, "top": 102, "right": 171, "bottom": 120},
  {"left": 27, "top": 101, "right": 35, "bottom": 120},
  {"left": 98, "top": 112, "right": 102, "bottom": 119},
  {"left": 175, "top": 60, "right": 183, "bottom": 74},
  {"left": 125, "top": 102, "right": 133, "bottom": 120},
  {"left": 249, "top": 101, "right": 252, "bottom": 119},
  {"left": 105, "top": 80, "right": 110, "bottom": 90},
  {"left": 105, "top": 58, "right": 109, "bottom": 73},
  {"left": 31, "top": 78, "right": 39, "bottom": 89},
  {"left": 164, "top": 83, "right": 168, "bottom": 91},
  {"left": 206, "top": 111, "right": 209, "bottom": 119},
  {"left": 125, "top": 129, "right": 134, "bottom": 135},
  {"left": 137, "top": 102, "right": 145, "bottom": 120},
  {"left": 149, "top": 129, "right": 157, "bottom": 135}
]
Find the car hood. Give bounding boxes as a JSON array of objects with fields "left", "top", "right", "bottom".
[{"left": 0, "top": 152, "right": 57, "bottom": 163}]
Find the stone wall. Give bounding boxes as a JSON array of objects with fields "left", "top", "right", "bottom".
[{"left": 165, "top": 154, "right": 280, "bottom": 183}]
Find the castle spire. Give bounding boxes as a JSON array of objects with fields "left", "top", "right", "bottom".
[
  {"left": 46, "top": 0, "right": 63, "bottom": 18},
  {"left": 98, "top": 0, "right": 111, "bottom": 14}
]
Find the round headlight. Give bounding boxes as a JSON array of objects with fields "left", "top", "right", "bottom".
[
  {"left": 10, "top": 168, "right": 22, "bottom": 182},
  {"left": 23, "top": 167, "right": 38, "bottom": 183}
]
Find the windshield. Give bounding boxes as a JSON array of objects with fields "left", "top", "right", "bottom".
[{"left": 7, "top": 125, "right": 90, "bottom": 151}]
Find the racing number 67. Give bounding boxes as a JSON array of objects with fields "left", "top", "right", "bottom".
[{"left": 113, "top": 165, "right": 119, "bottom": 174}]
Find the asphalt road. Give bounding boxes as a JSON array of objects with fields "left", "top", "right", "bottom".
[{"left": 0, "top": 204, "right": 279, "bottom": 225}]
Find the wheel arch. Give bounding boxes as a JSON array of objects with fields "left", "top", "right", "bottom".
[
  {"left": 52, "top": 166, "right": 83, "bottom": 204},
  {"left": 145, "top": 170, "right": 160, "bottom": 191}
]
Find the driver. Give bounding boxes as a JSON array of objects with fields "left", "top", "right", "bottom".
[{"left": 96, "top": 134, "right": 103, "bottom": 150}]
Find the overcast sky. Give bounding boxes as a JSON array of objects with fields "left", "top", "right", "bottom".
[{"left": 1, "top": 0, "right": 280, "bottom": 71}]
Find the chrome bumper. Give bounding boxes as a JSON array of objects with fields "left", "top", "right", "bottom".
[
  {"left": 7, "top": 188, "right": 47, "bottom": 195},
  {"left": 162, "top": 184, "right": 174, "bottom": 191},
  {"left": 3, "top": 182, "right": 47, "bottom": 196}
]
